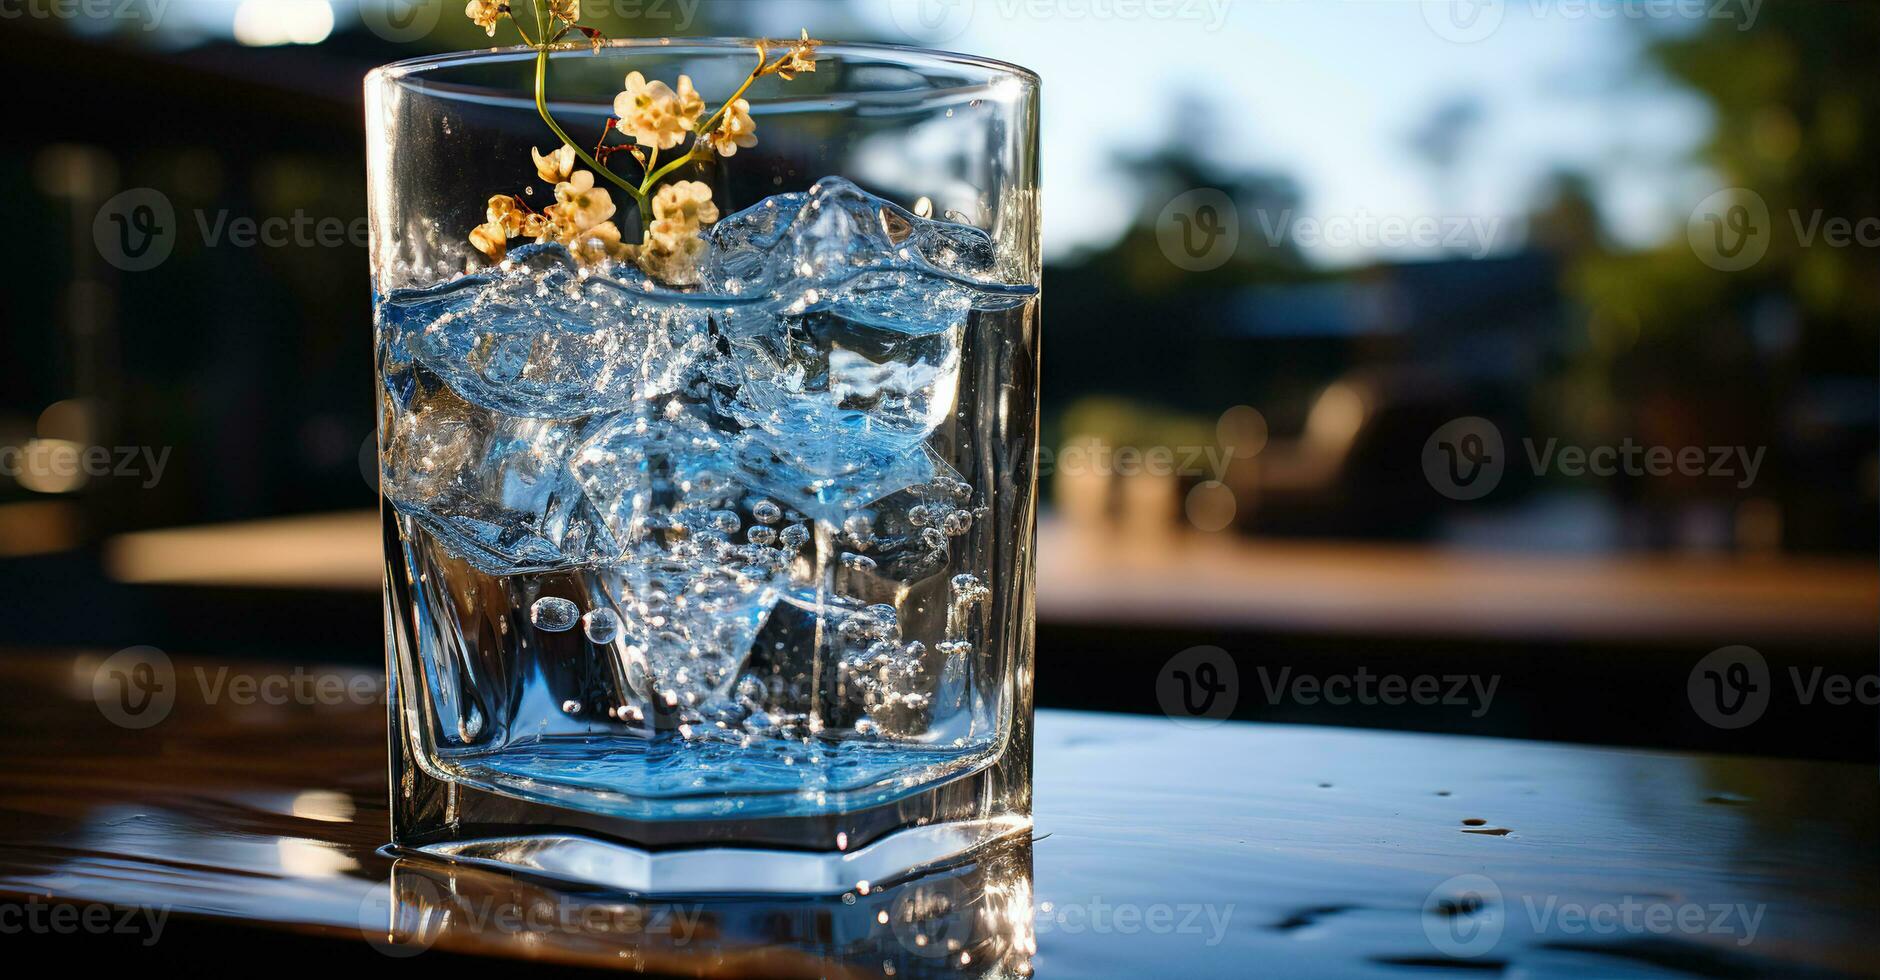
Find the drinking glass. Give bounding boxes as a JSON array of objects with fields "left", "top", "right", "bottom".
[{"left": 366, "top": 39, "right": 1040, "bottom": 893}]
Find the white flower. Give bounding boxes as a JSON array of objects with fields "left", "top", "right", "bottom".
[
  {"left": 548, "top": 0, "right": 579, "bottom": 21},
  {"left": 651, "top": 179, "right": 719, "bottom": 230},
  {"left": 568, "top": 220, "right": 633, "bottom": 266},
  {"left": 532, "top": 144, "right": 576, "bottom": 184},
  {"left": 703, "top": 98, "right": 758, "bottom": 157},
  {"left": 552, "top": 170, "right": 617, "bottom": 232},
  {"left": 637, "top": 225, "right": 707, "bottom": 285},
  {"left": 470, "top": 194, "right": 530, "bottom": 259},
  {"left": 636, "top": 180, "right": 718, "bottom": 285},
  {"left": 612, "top": 71, "right": 688, "bottom": 150},
  {"left": 777, "top": 30, "right": 818, "bottom": 80},
  {"left": 469, "top": 220, "right": 507, "bottom": 259},
  {"left": 464, "top": 0, "right": 503, "bottom": 37},
  {"left": 674, "top": 74, "right": 705, "bottom": 132}
]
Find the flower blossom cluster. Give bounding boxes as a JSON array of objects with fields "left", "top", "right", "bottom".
[{"left": 462, "top": 4, "right": 820, "bottom": 284}]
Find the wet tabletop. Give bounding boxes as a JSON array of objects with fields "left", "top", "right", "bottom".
[{"left": 0, "top": 651, "right": 1874, "bottom": 977}]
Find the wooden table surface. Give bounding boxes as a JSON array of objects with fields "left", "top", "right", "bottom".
[
  {"left": 0, "top": 651, "right": 1874, "bottom": 977},
  {"left": 98, "top": 511, "right": 1880, "bottom": 645}
]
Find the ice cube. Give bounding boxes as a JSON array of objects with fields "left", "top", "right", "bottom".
[
  {"left": 567, "top": 402, "right": 736, "bottom": 559},
  {"left": 602, "top": 557, "right": 784, "bottom": 711},
  {"left": 725, "top": 428, "right": 953, "bottom": 526},
  {"left": 702, "top": 177, "right": 1029, "bottom": 306},
  {"left": 379, "top": 243, "right": 711, "bottom": 419},
  {"left": 380, "top": 369, "right": 611, "bottom": 574},
  {"left": 714, "top": 304, "right": 963, "bottom": 454},
  {"left": 702, "top": 178, "right": 1029, "bottom": 460}
]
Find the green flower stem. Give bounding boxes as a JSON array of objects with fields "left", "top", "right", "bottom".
[
  {"left": 636, "top": 58, "right": 766, "bottom": 196},
  {"left": 532, "top": 44, "right": 648, "bottom": 224},
  {"left": 643, "top": 146, "right": 703, "bottom": 191}
]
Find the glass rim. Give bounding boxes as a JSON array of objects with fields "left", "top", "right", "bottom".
[{"left": 366, "top": 38, "right": 1041, "bottom": 92}]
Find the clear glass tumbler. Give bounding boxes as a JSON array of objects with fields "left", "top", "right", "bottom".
[{"left": 367, "top": 39, "right": 1040, "bottom": 893}]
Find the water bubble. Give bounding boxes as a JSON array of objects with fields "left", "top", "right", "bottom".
[
  {"left": 951, "top": 573, "right": 989, "bottom": 602},
  {"left": 709, "top": 509, "right": 742, "bottom": 533},
  {"left": 780, "top": 523, "right": 810, "bottom": 549},
  {"left": 747, "top": 525, "right": 778, "bottom": 546},
  {"left": 530, "top": 596, "right": 579, "bottom": 631},
  {"left": 582, "top": 607, "right": 621, "bottom": 644},
  {"left": 561, "top": 699, "right": 583, "bottom": 714},
  {"left": 841, "top": 552, "right": 877, "bottom": 572},
  {"left": 941, "top": 509, "right": 972, "bottom": 535},
  {"left": 752, "top": 499, "right": 783, "bottom": 524}
]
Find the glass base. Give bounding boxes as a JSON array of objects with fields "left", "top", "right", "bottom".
[
  {"left": 385, "top": 534, "right": 1035, "bottom": 894},
  {"left": 400, "top": 816, "right": 1029, "bottom": 895}
]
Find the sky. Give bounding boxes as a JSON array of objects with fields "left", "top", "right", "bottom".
[
  {"left": 845, "top": 0, "right": 1718, "bottom": 265},
  {"left": 143, "top": 0, "right": 1721, "bottom": 267}
]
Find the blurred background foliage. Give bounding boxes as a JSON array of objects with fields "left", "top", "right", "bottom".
[{"left": 0, "top": 2, "right": 1873, "bottom": 756}]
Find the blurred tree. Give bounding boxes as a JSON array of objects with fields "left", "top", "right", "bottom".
[{"left": 1552, "top": 3, "right": 1880, "bottom": 550}]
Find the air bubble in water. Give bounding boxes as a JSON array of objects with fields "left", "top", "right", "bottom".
[
  {"left": 531, "top": 596, "right": 578, "bottom": 631},
  {"left": 752, "top": 499, "right": 783, "bottom": 524},
  {"left": 582, "top": 607, "right": 620, "bottom": 644},
  {"left": 841, "top": 552, "right": 877, "bottom": 572}
]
